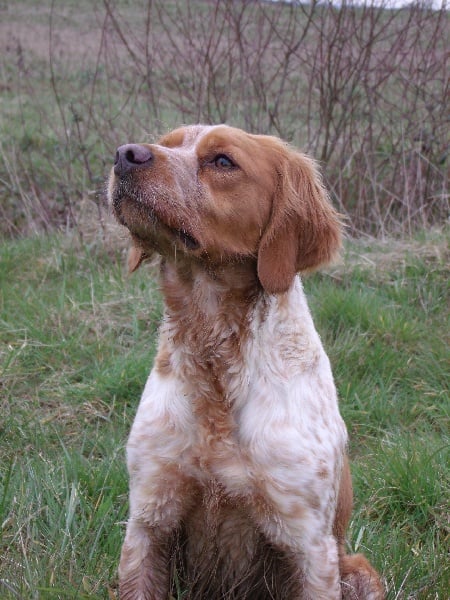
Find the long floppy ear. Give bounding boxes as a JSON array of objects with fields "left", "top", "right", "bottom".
[
  {"left": 127, "top": 245, "right": 152, "bottom": 273},
  {"left": 257, "top": 146, "right": 342, "bottom": 294},
  {"left": 127, "top": 246, "right": 145, "bottom": 273}
]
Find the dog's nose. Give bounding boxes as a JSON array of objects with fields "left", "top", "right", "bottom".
[{"left": 114, "top": 144, "right": 153, "bottom": 177}]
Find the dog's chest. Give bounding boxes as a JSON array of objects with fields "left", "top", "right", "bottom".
[
  {"left": 128, "top": 282, "right": 345, "bottom": 499},
  {"left": 158, "top": 302, "right": 330, "bottom": 484},
  {"left": 169, "top": 323, "right": 250, "bottom": 479}
]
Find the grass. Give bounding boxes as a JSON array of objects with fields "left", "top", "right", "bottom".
[
  {"left": 0, "top": 231, "right": 162, "bottom": 598},
  {"left": 1, "top": 1, "right": 448, "bottom": 597},
  {"left": 0, "top": 226, "right": 448, "bottom": 599}
]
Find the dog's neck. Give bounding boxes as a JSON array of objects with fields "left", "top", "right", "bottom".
[
  {"left": 154, "top": 257, "right": 307, "bottom": 406},
  {"left": 156, "top": 257, "right": 271, "bottom": 404},
  {"left": 161, "top": 256, "right": 261, "bottom": 310},
  {"left": 159, "top": 257, "right": 265, "bottom": 351}
]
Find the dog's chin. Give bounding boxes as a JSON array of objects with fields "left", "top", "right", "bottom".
[{"left": 113, "top": 194, "right": 200, "bottom": 255}]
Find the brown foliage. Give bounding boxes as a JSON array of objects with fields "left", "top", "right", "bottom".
[{"left": 0, "top": 0, "right": 448, "bottom": 236}]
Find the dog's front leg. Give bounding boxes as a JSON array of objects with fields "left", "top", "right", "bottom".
[
  {"left": 119, "top": 470, "right": 194, "bottom": 600},
  {"left": 118, "top": 372, "right": 196, "bottom": 600},
  {"left": 245, "top": 428, "right": 344, "bottom": 599},
  {"left": 259, "top": 505, "right": 341, "bottom": 600},
  {"left": 119, "top": 514, "right": 171, "bottom": 600}
]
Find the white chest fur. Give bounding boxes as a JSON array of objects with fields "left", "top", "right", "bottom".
[{"left": 126, "top": 277, "right": 347, "bottom": 520}]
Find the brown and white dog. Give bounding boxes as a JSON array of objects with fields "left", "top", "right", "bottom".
[{"left": 108, "top": 125, "right": 384, "bottom": 600}]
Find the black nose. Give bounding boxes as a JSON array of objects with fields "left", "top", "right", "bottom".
[{"left": 114, "top": 144, "right": 153, "bottom": 177}]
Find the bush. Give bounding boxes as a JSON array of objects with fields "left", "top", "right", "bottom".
[{"left": 0, "top": 0, "right": 448, "bottom": 236}]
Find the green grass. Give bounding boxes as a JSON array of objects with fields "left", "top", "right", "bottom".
[
  {"left": 0, "top": 233, "right": 162, "bottom": 598},
  {"left": 0, "top": 229, "right": 449, "bottom": 598}
]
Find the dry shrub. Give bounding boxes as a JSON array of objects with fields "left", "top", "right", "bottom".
[{"left": 0, "top": 0, "right": 448, "bottom": 237}]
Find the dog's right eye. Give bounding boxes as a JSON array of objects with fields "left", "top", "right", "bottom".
[{"left": 213, "top": 154, "right": 235, "bottom": 169}]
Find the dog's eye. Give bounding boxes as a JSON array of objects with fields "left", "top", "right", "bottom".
[{"left": 213, "top": 154, "right": 235, "bottom": 169}]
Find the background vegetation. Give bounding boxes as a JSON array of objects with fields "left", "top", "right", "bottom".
[
  {"left": 0, "top": 1, "right": 449, "bottom": 598},
  {"left": 0, "top": 0, "right": 448, "bottom": 236}
]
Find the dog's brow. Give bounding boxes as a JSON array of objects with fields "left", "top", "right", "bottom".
[
  {"left": 159, "top": 130, "right": 185, "bottom": 148},
  {"left": 194, "top": 129, "right": 236, "bottom": 159}
]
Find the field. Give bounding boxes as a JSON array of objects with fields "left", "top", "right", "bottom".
[
  {"left": 1, "top": 226, "right": 448, "bottom": 599},
  {"left": 0, "top": 1, "right": 449, "bottom": 599}
]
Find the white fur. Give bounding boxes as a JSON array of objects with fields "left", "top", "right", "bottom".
[
  {"left": 111, "top": 124, "right": 384, "bottom": 599},
  {"left": 125, "top": 277, "right": 347, "bottom": 598}
]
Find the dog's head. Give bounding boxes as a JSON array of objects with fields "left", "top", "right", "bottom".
[{"left": 108, "top": 125, "right": 341, "bottom": 293}]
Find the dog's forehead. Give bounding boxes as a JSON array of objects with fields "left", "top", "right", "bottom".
[
  {"left": 184, "top": 125, "right": 218, "bottom": 148},
  {"left": 158, "top": 124, "right": 242, "bottom": 156},
  {"left": 158, "top": 125, "right": 213, "bottom": 149}
]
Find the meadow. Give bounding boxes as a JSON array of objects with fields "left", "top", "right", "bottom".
[
  {"left": 0, "top": 1, "right": 449, "bottom": 598},
  {"left": 1, "top": 228, "right": 448, "bottom": 599}
]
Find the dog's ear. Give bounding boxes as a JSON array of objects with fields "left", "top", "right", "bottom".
[
  {"left": 257, "top": 146, "right": 342, "bottom": 294},
  {"left": 127, "top": 246, "right": 147, "bottom": 273}
]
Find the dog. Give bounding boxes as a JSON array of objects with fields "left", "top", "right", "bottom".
[{"left": 108, "top": 124, "right": 384, "bottom": 599}]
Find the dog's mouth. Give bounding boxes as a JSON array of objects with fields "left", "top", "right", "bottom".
[
  {"left": 112, "top": 191, "right": 200, "bottom": 252},
  {"left": 172, "top": 228, "right": 200, "bottom": 250}
]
